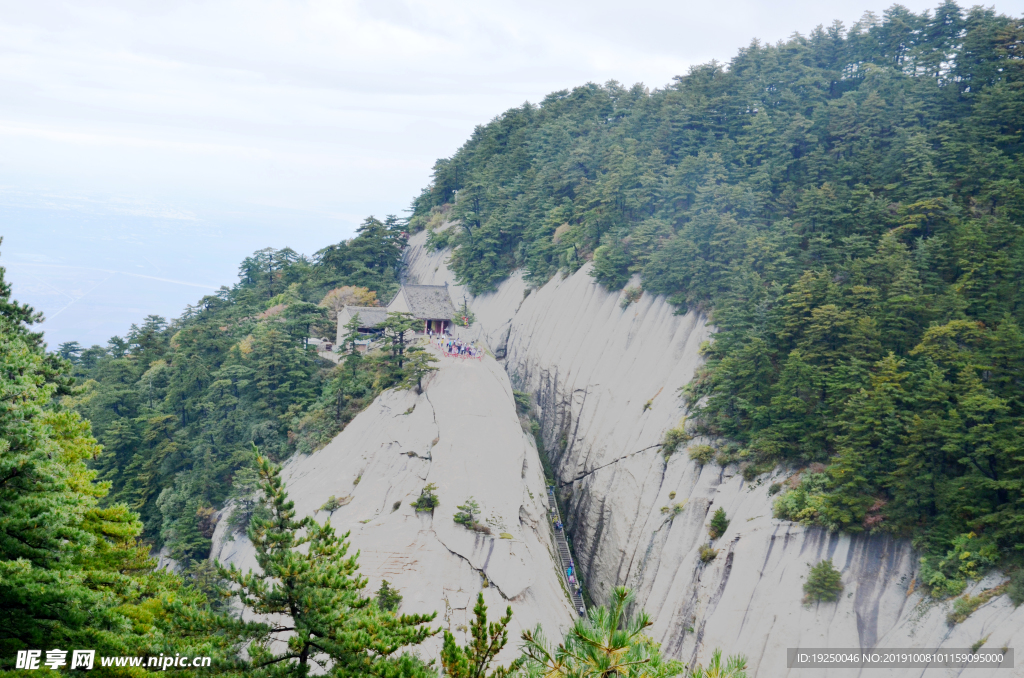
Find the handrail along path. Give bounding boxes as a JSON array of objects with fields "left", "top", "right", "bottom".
[{"left": 547, "top": 486, "right": 585, "bottom": 616}]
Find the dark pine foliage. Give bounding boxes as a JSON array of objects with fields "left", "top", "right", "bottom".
[{"left": 376, "top": 580, "right": 403, "bottom": 613}]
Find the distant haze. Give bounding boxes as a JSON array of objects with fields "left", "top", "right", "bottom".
[{"left": 3, "top": 0, "right": 1022, "bottom": 347}]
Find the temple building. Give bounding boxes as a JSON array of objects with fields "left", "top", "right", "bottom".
[
  {"left": 335, "top": 284, "right": 457, "bottom": 346},
  {"left": 386, "top": 284, "right": 457, "bottom": 334}
]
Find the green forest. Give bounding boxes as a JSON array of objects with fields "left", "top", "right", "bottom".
[
  {"left": 410, "top": 2, "right": 1024, "bottom": 595},
  {"left": 52, "top": 215, "right": 411, "bottom": 569}
]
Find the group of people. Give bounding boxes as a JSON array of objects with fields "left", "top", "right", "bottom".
[
  {"left": 431, "top": 332, "right": 481, "bottom": 359},
  {"left": 549, "top": 504, "right": 585, "bottom": 616}
]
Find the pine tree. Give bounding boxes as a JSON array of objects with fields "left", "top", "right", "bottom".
[
  {"left": 216, "top": 447, "right": 437, "bottom": 677},
  {"left": 453, "top": 497, "right": 481, "bottom": 528},
  {"left": 709, "top": 508, "right": 730, "bottom": 540},
  {"left": 284, "top": 301, "right": 328, "bottom": 346},
  {"left": 375, "top": 581, "right": 403, "bottom": 613},
  {"left": 440, "top": 593, "right": 514, "bottom": 678},
  {"left": 380, "top": 312, "right": 420, "bottom": 371},
  {"left": 402, "top": 347, "right": 438, "bottom": 394},
  {"left": 689, "top": 649, "right": 749, "bottom": 678},
  {"left": 341, "top": 313, "right": 365, "bottom": 363},
  {"left": 516, "top": 587, "right": 688, "bottom": 678},
  {"left": 823, "top": 354, "right": 908, "bottom": 530},
  {"left": 591, "top": 234, "right": 631, "bottom": 290},
  {"left": 249, "top": 326, "right": 315, "bottom": 416}
]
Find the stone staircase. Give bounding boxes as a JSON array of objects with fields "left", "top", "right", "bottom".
[{"left": 547, "top": 486, "right": 586, "bottom": 616}]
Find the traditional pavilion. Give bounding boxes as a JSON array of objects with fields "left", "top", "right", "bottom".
[
  {"left": 335, "top": 284, "right": 458, "bottom": 346},
  {"left": 387, "top": 284, "right": 457, "bottom": 334}
]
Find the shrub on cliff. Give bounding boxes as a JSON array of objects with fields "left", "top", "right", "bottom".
[
  {"left": 804, "top": 559, "right": 843, "bottom": 603},
  {"left": 1010, "top": 570, "right": 1024, "bottom": 607},
  {"left": 919, "top": 532, "right": 1000, "bottom": 598},
  {"left": 453, "top": 497, "right": 480, "bottom": 528},
  {"left": 773, "top": 473, "right": 832, "bottom": 529},
  {"left": 709, "top": 508, "right": 730, "bottom": 539},
  {"left": 414, "top": 483, "right": 439, "bottom": 512},
  {"left": 661, "top": 424, "right": 692, "bottom": 458},
  {"left": 376, "top": 580, "right": 403, "bottom": 613},
  {"left": 688, "top": 444, "right": 715, "bottom": 466},
  {"left": 513, "top": 390, "right": 531, "bottom": 414},
  {"left": 947, "top": 585, "right": 1007, "bottom": 625},
  {"left": 620, "top": 286, "right": 643, "bottom": 308},
  {"left": 425, "top": 227, "right": 453, "bottom": 252}
]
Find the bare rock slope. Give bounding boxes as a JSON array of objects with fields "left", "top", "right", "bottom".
[
  {"left": 402, "top": 230, "right": 1024, "bottom": 677},
  {"left": 211, "top": 345, "right": 575, "bottom": 665}
]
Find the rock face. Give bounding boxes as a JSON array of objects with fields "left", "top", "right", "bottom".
[
  {"left": 153, "top": 545, "right": 182, "bottom": 573},
  {"left": 210, "top": 344, "right": 575, "bottom": 665},
  {"left": 400, "top": 230, "right": 1024, "bottom": 677}
]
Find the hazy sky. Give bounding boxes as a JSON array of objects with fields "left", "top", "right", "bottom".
[{"left": 3, "top": 0, "right": 1023, "bottom": 348}]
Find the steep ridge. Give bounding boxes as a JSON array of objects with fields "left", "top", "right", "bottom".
[
  {"left": 401, "top": 230, "right": 1024, "bottom": 677},
  {"left": 210, "top": 343, "right": 575, "bottom": 665}
]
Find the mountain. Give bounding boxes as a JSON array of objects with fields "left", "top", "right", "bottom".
[{"left": 17, "top": 2, "right": 1024, "bottom": 674}]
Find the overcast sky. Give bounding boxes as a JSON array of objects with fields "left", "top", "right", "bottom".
[{"left": 3, "top": 0, "right": 1023, "bottom": 348}]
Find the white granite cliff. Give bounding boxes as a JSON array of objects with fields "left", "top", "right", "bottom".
[
  {"left": 209, "top": 344, "right": 576, "bottom": 666},
  {"left": 401, "top": 229, "right": 1024, "bottom": 677}
]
